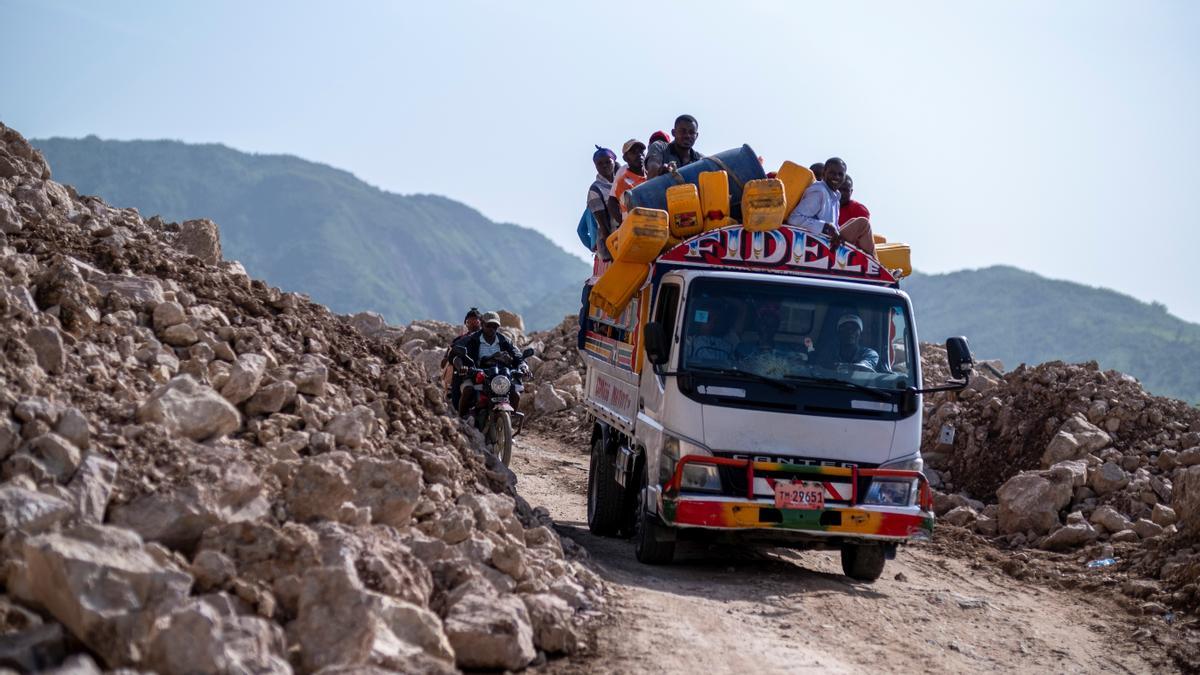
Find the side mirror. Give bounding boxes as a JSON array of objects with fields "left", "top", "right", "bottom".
[
  {"left": 644, "top": 322, "right": 669, "bottom": 366},
  {"left": 946, "top": 336, "right": 974, "bottom": 380},
  {"left": 521, "top": 347, "right": 535, "bottom": 359}
]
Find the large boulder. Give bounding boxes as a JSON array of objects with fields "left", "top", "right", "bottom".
[
  {"left": 7, "top": 524, "right": 194, "bottom": 666},
  {"left": 347, "top": 457, "right": 423, "bottom": 527},
  {"left": 220, "top": 354, "right": 268, "bottom": 405},
  {"left": 66, "top": 454, "right": 118, "bottom": 523},
  {"left": 25, "top": 326, "right": 65, "bottom": 374},
  {"left": 995, "top": 472, "right": 1072, "bottom": 534},
  {"left": 1041, "top": 414, "right": 1111, "bottom": 467},
  {"left": 110, "top": 457, "right": 268, "bottom": 549},
  {"left": 1089, "top": 505, "right": 1131, "bottom": 534},
  {"left": 137, "top": 376, "right": 241, "bottom": 442},
  {"left": 288, "top": 566, "right": 453, "bottom": 673},
  {"left": 443, "top": 586, "right": 536, "bottom": 671},
  {"left": 175, "top": 219, "right": 223, "bottom": 265},
  {"left": 1172, "top": 465, "right": 1200, "bottom": 538},
  {"left": 145, "top": 594, "right": 289, "bottom": 674},
  {"left": 0, "top": 485, "right": 72, "bottom": 534},
  {"left": 1089, "top": 461, "right": 1130, "bottom": 496},
  {"left": 1040, "top": 522, "right": 1098, "bottom": 551}
]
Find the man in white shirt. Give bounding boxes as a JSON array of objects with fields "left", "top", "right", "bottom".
[{"left": 785, "top": 157, "right": 876, "bottom": 256}]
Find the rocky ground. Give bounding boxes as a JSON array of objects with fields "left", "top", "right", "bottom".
[
  {"left": 4, "top": 114, "right": 1199, "bottom": 672},
  {"left": 0, "top": 123, "right": 600, "bottom": 673}
]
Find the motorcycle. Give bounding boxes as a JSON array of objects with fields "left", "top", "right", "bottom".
[{"left": 453, "top": 347, "right": 534, "bottom": 465}]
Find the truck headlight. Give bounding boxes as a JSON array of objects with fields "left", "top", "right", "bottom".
[
  {"left": 862, "top": 479, "right": 915, "bottom": 506},
  {"left": 880, "top": 455, "right": 923, "bottom": 473},
  {"left": 661, "top": 435, "right": 713, "bottom": 486},
  {"left": 490, "top": 375, "right": 512, "bottom": 395},
  {"left": 681, "top": 463, "right": 722, "bottom": 492}
]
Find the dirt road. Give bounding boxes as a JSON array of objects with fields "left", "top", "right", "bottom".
[{"left": 511, "top": 431, "right": 1178, "bottom": 674}]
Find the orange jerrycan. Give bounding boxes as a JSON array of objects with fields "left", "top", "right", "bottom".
[
  {"left": 590, "top": 262, "right": 650, "bottom": 318},
  {"left": 699, "top": 170, "right": 733, "bottom": 231},
  {"left": 665, "top": 183, "right": 703, "bottom": 239},
  {"left": 740, "top": 178, "right": 787, "bottom": 232},
  {"left": 875, "top": 242, "right": 912, "bottom": 277},
  {"left": 610, "top": 208, "right": 669, "bottom": 264},
  {"left": 777, "top": 161, "right": 815, "bottom": 218}
]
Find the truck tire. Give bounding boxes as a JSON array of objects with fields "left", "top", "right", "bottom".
[
  {"left": 634, "top": 496, "right": 675, "bottom": 565},
  {"left": 587, "top": 435, "right": 624, "bottom": 536},
  {"left": 840, "top": 542, "right": 886, "bottom": 582}
]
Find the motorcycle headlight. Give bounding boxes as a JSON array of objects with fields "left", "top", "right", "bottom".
[{"left": 490, "top": 375, "right": 512, "bottom": 395}]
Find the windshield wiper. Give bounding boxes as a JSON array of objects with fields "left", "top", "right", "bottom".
[
  {"left": 688, "top": 367, "right": 796, "bottom": 392},
  {"left": 782, "top": 374, "right": 895, "bottom": 401}
]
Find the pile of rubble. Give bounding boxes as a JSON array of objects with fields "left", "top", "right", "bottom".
[
  {"left": 920, "top": 346, "right": 1200, "bottom": 614},
  {"left": 0, "top": 123, "right": 599, "bottom": 673}
]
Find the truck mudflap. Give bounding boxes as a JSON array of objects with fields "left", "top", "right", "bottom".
[{"left": 660, "top": 456, "right": 934, "bottom": 541}]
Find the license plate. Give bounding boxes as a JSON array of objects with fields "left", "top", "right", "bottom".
[{"left": 774, "top": 482, "right": 824, "bottom": 510}]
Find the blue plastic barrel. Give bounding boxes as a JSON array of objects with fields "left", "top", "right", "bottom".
[{"left": 625, "top": 144, "right": 766, "bottom": 221}]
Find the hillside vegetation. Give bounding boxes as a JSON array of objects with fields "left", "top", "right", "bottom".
[
  {"left": 906, "top": 266, "right": 1200, "bottom": 402},
  {"left": 34, "top": 136, "right": 588, "bottom": 329}
]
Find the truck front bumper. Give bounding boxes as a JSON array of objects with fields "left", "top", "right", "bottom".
[{"left": 660, "top": 456, "right": 935, "bottom": 542}]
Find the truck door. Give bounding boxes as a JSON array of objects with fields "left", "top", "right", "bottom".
[{"left": 640, "top": 280, "right": 680, "bottom": 419}]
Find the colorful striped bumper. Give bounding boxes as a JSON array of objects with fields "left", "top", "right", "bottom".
[{"left": 661, "top": 456, "right": 935, "bottom": 541}]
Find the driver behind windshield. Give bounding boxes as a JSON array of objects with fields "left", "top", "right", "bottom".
[
  {"left": 685, "top": 298, "right": 736, "bottom": 367},
  {"left": 458, "top": 312, "right": 524, "bottom": 417},
  {"left": 820, "top": 313, "right": 879, "bottom": 370}
]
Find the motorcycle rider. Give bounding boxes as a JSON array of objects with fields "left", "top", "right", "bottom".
[
  {"left": 443, "top": 307, "right": 483, "bottom": 409},
  {"left": 457, "top": 312, "right": 526, "bottom": 417}
]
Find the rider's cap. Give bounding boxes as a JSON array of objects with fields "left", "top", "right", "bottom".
[
  {"left": 464, "top": 307, "right": 482, "bottom": 320},
  {"left": 837, "top": 314, "right": 864, "bottom": 331},
  {"left": 481, "top": 311, "right": 502, "bottom": 327},
  {"left": 622, "top": 138, "right": 646, "bottom": 155}
]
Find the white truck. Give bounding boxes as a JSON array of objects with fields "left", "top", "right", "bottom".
[{"left": 582, "top": 223, "right": 973, "bottom": 580}]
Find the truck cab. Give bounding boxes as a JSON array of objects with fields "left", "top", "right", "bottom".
[{"left": 583, "top": 223, "right": 972, "bottom": 581}]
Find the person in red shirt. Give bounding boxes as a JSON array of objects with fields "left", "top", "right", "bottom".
[{"left": 837, "top": 174, "right": 871, "bottom": 225}]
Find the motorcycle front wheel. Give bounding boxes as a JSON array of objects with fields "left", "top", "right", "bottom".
[{"left": 489, "top": 411, "right": 514, "bottom": 466}]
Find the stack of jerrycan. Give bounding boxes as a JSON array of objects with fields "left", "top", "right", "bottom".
[
  {"left": 590, "top": 146, "right": 915, "bottom": 318},
  {"left": 591, "top": 208, "right": 668, "bottom": 317}
]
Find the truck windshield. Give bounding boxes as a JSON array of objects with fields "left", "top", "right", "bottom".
[{"left": 680, "top": 278, "right": 916, "bottom": 393}]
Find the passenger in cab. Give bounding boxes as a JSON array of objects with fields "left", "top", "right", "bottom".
[
  {"left": 838, "top": 175, "right": 871, "bottom": 225},
  {"left": 607, "top": 139, "right": 647, "bottom": 226},
  {"left": 645, "top": 115, "right": 704, "bottom": 177},
  {"left": 589, "top": 146, "right": 618, "bottom": 261},
  {"left": 818, "top": 314, "right": 879, "bottom": 371},
  {"left": 736, "top": 303, "right": 798, "bottom": 378},
  {"left": 809, "top": 162, "right": 825, "bottom": 182},
  {"left": 785, "top": 157, "right": 877, "bottom": 256}
]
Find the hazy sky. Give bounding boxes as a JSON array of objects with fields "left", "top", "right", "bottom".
[{"left": 5, "top": 1, "right": 1199, "bottom": 320}]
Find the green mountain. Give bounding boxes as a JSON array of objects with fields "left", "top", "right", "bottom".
[
  {"left": 33, "top": 136, "right": 588, "bottom": 329},
  {"left": 905, "top": 266, "right": 1200, "bottom": 403}
]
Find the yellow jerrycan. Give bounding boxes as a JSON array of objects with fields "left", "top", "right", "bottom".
[
  {"left": 590, "top": 262, "right": 650, "bottom": 318},
  {"left": 777, "top": 161, "right": 815, "bottom": 218},
  {"left": 740, "top": 178, "right": 787, "bottom": 232},
  {"left": 610, "top": 208, "right": 669, "bottom": 264},
  {"left": 874, "top": 243, "right": 912, "bottom": 277},
  {"left": 665, "top": 183, "right": 704, "bottom": 239},
  {"left": 698, "top": 171, "right": 733, "bottom": 231}
]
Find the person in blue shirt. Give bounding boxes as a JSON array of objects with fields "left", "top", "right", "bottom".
[{"left": 786, "top": 157, "right": 877, "bottom": 256}]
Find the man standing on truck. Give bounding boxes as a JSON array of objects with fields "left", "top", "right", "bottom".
[
  {"left": 589, "top": 146, "right": 618, "bottom": 261},
  {"left": 785, "top": 157, "right": 877, "bottom": 256},
  {"left": 645, "top": 115, "right": 704, "bottom": 177},
  {"left": 607, "top": 139, "right": 648, "bottom": 226}
]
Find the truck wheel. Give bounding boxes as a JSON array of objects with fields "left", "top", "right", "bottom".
[
  {"left": 840, "top": 542, "right": 886, "bottom": 582},
  {"left": 634, "top": 497, "right": 675, "bottom": 565},
  {"left": 587, "top": 435, "right": 623, "bottom": 536}
]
